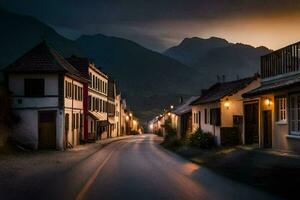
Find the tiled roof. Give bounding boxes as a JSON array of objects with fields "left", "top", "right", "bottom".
[
  {"left": 6, "top": 41, "right": 85, "bottom": 81},
  {"left": 66, "top": 55, "right": 90, "bottom": 79},
  {"left": 192, "top": 75, "right": 258, "bottom": 105},
  {"left": 173, "top": 96, "right": 200, "bottom": 115},
  {"left": 243, "top": 75, "right": 300, "bottom": 97}
]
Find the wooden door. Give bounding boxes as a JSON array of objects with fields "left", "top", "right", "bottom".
[
  {"left": 244, "top": 103, "right": 259, "bottom": 144},
  {"left": 263, "top": 110, "right": 272, "bottom": 148},
  {"left": 38, "top": 111, "right": 56, "bottom": 149}
]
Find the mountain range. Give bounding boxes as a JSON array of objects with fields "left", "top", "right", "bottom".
[
  {"left": 164, "top": 37, "right": 271, "bottom": 82},
  {"left": 0, "top": 8, "right": 272, "bottom": 123}
]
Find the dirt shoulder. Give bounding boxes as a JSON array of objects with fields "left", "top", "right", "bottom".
[{"left": 167, "top": 144, "right": 300, "bottom": 199}]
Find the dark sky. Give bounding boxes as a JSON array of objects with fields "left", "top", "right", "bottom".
[{"left": 1, "top": 0, "right": 300, "bottom": 51}]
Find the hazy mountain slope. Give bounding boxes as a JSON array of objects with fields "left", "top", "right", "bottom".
[
  {"left": 77, "top": 34, "right": 206, "bottom": 121},
  {"left": 164, "top": 37, "right": 272, "bottom": 82},
  {"left": 0, "top": 8, "right": 81, "bottom": 69}
]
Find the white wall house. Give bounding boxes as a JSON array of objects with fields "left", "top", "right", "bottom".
[
  {"left": 191, "top": 75, "right": 260, "bottom": 145},
  {"left": 6, "top": 42, "right": 87, "bottom": 150}
]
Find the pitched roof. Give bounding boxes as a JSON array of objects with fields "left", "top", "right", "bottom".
[
  {"left": 66, "top": 55, "right": 108, "bottom": 80},
  {"left": 192, "top": 75, "right": 258, "bottom": 105},
  {"left": 66, "top": 55, "right": 90, "bottom": 79},
  {"left": 243, "top": 75, "right": 300, "bottom": 97},
  {"left": 173, "top": 96, "right": 200, "bottom": 115},
  {"left": 6, "top": 41, "right": 86, "bottom": 81}
]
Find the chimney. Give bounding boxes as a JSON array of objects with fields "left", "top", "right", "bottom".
[
  {"left": 222, "top": 75, "right": 226, "bottom": 83},
  {"left": 179, "top": 96, "right": 183, "bottom": 104},
  {"left": 216, "top": 75, "right": 220, "bottom": 83}
]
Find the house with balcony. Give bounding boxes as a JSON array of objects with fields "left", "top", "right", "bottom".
[
  {"left": 5, "top": 42, "right": 87, "bottom": 150},
  {"left": 191, "top": 75, "right": 260, "bottom": 145},
  {"left": 243, "top": 42, "right": 300, "bottom": 153},
  {"left": 67, "top": 56, "right": 109, "bottom": 142}
]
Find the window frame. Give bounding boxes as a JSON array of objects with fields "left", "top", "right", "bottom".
[{"left": 24, "top": 78, "right": 45, "bottom": 97}]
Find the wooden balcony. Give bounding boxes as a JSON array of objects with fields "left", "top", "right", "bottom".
[{"left": 261, "top": 42, "right": 300, "bottom": 79}]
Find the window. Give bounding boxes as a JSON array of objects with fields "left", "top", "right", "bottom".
[
  {"left": 72, "top": 113, "right": 75, "bottom": 130},
  {"left": 65, "top": 114, "right": 69, "bottom": 131},
  {"left": 100, "top": 99, "right": 103, "bottom": 112},
  {"left": 290, "top": 94, "right": 300, "bottom": 135},
  {"left": 24, "top": 79, "right": 44, "bottom": 97},
  {"left": 210, "top": 108, "right": 220, "bottom": 126},
  {"left": 65, "top": 81, "right": 68, "bottom": 98},
  {"left": 198, "top": 111, "right": 201, "bottom": 125},
  {"left": 276, "top": 97, "right": 287, "bottom": 122},
  {"left": 204, "top": 109, "right": 208, "bottom": 124},
  {"left": 88, "top": 96, "right": 91, "bottom": 110},
  {"left": 76, "top": 113, "right": 79, "bottom": 129},
  {"left": 80, "top": 114, "right": 83, "bottom": 128}
]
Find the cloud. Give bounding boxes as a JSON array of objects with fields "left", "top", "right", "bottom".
[{"left": 2, "top": 0, "right": 300, "bottom": 51}]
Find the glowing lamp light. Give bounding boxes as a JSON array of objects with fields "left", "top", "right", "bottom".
[
  {"left": 170, "top": 105, "right": 174, "bottom": 109},
  {"left": 265, "top": 98, "right": 271, "bottom": 106},
  {"left": 133, "top": 120, "right": 137, "bottom": 125},
  {"left": 171, "top": 113, "right": 175, "bottom": 118},
  {"left": 224, "top": 101, "right": 230, "bottom": 109},
  {"left": 149, "top": 124, "right": 153, "bottom": 129},
  {"left": 126, "top": 115, "right": 129, "bottom": 121},
  {"left": 129, "top": 113, "right": 133, "bottom": 117},
  {"left": 168, "top": 112, "right": 171, "bottom": 116}
]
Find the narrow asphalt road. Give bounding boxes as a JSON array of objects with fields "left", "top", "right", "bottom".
[{"left": 1, "top": 134, "right": 280, "bottom": 200}]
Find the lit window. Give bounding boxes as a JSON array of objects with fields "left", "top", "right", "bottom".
[{"left": 276, "top": 97, "right": 287, "bottom": 122}]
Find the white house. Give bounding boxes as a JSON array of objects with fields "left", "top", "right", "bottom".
[
  {"left": 243, "top": 41, "right": 300, "bottom": 153},
  {"left": 191, "top": 75, "right": 260, "bottom": 145},
  {"left": 5, "top": 41, "right": 87, "bottom": 150}
]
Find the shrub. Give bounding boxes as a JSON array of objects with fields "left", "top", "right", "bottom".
[
  {"left": 155, "top": 129, "right": 163, "bottom": 137},
  {"left": 189, "top": 128, "right": 215, "bottom": 149},
  {"left": 163, "top": 118, "right": 177, "bottom": 139},
  {"left": 130, "top": 130, "right": 140, "bottom": 135}
]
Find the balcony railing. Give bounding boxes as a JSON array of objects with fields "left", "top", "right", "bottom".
[{"left": 261, "top": 42, "right": 300, "bottom": 79}]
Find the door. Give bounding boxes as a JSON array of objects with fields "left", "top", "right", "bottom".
[
  {"left": 244, "top": 103, "right": 259, "bottom": 144},
  {"left": 64, "top": 113, "right": 69, "bottom": 148},
  {"left": 263, "top": 110, "right": 272, "bottom": 148},
  {"left": 38, "top": 111, "right": 56, "bottom": 149}
]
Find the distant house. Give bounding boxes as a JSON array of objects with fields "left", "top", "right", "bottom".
[
  {"left": 5, "top": 42, "right": 87, "bottom": 150},
  {"left": 107, "top": 79, "right": 117, "bottom": 137},
  {"left": 172, "top": 96, "right": 199, "bottom": 139},
  {"left": 67, "top": 56, "right": 109, "bottom": 142},
  {"left": 243, "top": 42, "right": 300, "bottom": 153},
  {"left": 120, "top": 98, "right": 128, "bottom": 135},
  {"left": 191, "top": 75, "right": 260, "bottom": 145}
]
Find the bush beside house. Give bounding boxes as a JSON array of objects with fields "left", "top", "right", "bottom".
[{"left": 189, "top": 128, "right": 215, "bottom": 149}]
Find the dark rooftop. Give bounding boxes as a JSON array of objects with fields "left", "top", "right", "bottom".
[
  {"left": 6, "top": 41, "right": 85, "bottom": 81},
  {"left": 191, "top": 75, "right": 258, "bottom": 105}
]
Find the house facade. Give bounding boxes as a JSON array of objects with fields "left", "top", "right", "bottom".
[
  {"left": 172, "top": 96, "right": 199, "bottom": 139},
  {"left": 107, "top": 79, "right": 117, "bottom": 137},
  {"left": 5, "top": 42, "right": 87, "bottom": 150},
  {"left": 191, "top": 75, "right": 260, "bottom": 145},
  {"left": 244, "top": 42, "right": 300, "bottom": 153},
  {"left": 67, "top": 56, "right": 109, "bottom": 142}
]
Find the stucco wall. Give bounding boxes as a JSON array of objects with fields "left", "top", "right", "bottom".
[
  {"left": 221, "top": 79, "right": 260, "bottom": 127},
  {"left": 258, "top": 90, "right": 300, "bottom": 153}
]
